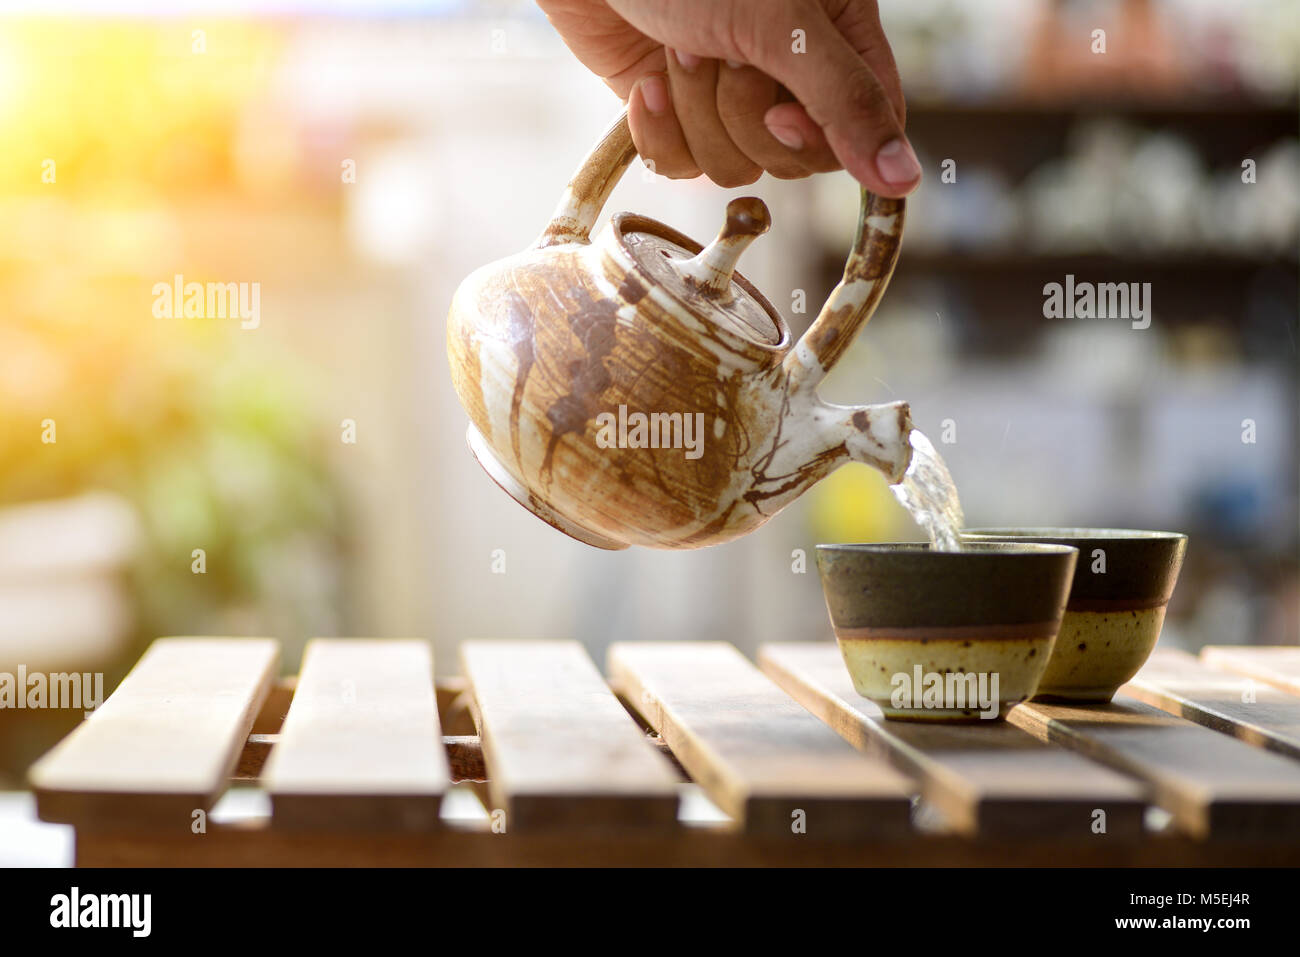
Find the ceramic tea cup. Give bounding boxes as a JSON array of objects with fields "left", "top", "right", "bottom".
[
  {"left": 961, "top": 528, "right": 1187, "bottom": 702},
  {"left": 815, "top": 542, "right": 1078, "bottom": 721}
]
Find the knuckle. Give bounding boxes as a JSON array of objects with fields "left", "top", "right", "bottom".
[
  {"left": 723, "top": 0, "right": 777, "bottom": 62},
  {"left": 744, "top": 0, "right": 821, "bottom": 68},
  {"left": 642, "top": 153, "right": 690, "bottom": 180},
  {"left": 841, "top": 69, "right": 893, "bottom": 124},
  {"left": 716, "top": 99, "right": 777, "bottom": 150},
  {"left": 633, "top": 138, "right": 692, "bottom": 180},
  {"left": 767, "top": 163, "right": 810, "bottom": 181},
  {"left": 716, "top": 102, "right": 765, "bottom": 130},
  {"left": 648, "top": 156, "right": 696, "bottom": 179},
  {"left": 706, "top": 164, "right": 763, "bottom": 189}
]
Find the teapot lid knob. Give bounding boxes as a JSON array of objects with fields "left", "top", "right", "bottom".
[{"left": 678, "top": 197, "right": 771, "bottom": 301}]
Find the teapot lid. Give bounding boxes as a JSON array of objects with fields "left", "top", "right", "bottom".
[{"left": 613, "top": 197, "right": 785, "bottom": 348}]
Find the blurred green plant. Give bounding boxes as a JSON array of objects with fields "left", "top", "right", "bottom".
[
  {"left": 0, "top": 21, "right": 348, "bottom": 656},
  {"left": 0, "top": 296, "right": 350, "bottom": 650}
]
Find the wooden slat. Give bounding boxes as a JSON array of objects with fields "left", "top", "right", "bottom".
[
  {"left": 461, "top": 640, "right": 679, "bottom": 831},
  {"left": 233, "top": 734, "right": 277, "bottom": 780},
  {"left": 607, "top": 641, "right": 913, "bottom": 838},
  {"left": 29, "top": 637, "right": 278, "bottom": 827},
  {"left": 1007, "top": 693, "right": 1300, "bottom": 839},
  {"left": 262, "top": 639, "right": 449, "bottom": 830},
  {"left": 443, "top": 735, "right": 487, "bottom": 783},
  {"left": 1201, "top": 646, "right": 1300, "bottom": 698},
  {"left": 758, "top": 642, "right": 1146, "bottom": 838},
  {"left": 238, "top": 734, "right": 486, "bottom": 785},
  {"left": 1124, "top": 648, "right": 1300, "bottom": 759},
  {"left": 250, "top": 677, "right": 296, "bottom": 734}
]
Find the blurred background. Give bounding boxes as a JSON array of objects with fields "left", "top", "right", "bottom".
[{"left": 0, "top": 0, "right": 1296, "bottom": 784}]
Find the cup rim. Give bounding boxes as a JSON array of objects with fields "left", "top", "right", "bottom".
[
  {"left": 815, "top": 541, "right": 1078, "bottom": 557},
  {"left": 961, "top": 527, "right": 1187, "bottom": 543}
]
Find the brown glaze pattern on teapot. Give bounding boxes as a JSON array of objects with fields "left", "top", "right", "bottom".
[{"left": 447, "top": 111, "right": 911, "bottom": 550}]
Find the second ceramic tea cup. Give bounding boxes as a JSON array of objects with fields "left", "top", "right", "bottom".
[{"left": 961, "top": 528, "right": 1187, "bottom": 702}]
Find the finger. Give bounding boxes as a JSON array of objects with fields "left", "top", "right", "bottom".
[
  {"left": 746, "top": 11, "right": 920, "bottom": 196},
  {"left": 762, "top": 100, "right": 841, "bottom": 174},
  {"left": 715, "top": 61, "right": 810, "bottom": 180},
  {"left": 607, "top": 0, "right": 906, "bottom": 123},
  {"left": 627, "top": 73, "right": 701, "bottom": 180},
  {"left": 606, "top": 0, "right": 918, "bottom": 195},
  {"left": 665, "top": 49, "right": 761, "bottom": 188},
  {"left": 826, "top": 0, "right": 906, "bottom": 124}
]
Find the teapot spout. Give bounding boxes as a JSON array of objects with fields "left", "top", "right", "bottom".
[
  {"left": 752, "top": 399, "right": 912, "bottom": 518},
  {"left": 835, "top": 400, "right": 913, "bottom": 485}
]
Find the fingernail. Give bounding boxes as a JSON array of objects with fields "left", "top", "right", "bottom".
[
  {"left": 767, "top": 123, "right": 804, "bottom": 151},
  {"left": 875, "top": 137, "right": 921, "bottom": 185},
  {"left": 725, "top": 59, "right": 743, "bottom": 69},
  {"left": 639, "top": 74, "right": 669, "bottom": 116},
  {"left": 674, "top": 49, "right": 701, "bottom": 71}
]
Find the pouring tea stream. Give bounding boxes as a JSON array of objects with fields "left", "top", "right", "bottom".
[{"left": 447, "top": 110, "right": 960, "bottom": 550}]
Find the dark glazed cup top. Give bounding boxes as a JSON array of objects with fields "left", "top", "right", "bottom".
[
  {"left": 960, "top": 528, "right": 1187, "bottom": 609},
  {"left": 815, "top": 542, "right": 1078, "bottom": 630}
]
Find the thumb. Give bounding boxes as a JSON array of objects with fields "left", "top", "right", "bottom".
[{"left": 749, "top": 12, "right": 920, "bottom": 196}]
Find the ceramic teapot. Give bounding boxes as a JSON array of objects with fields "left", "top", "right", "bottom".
[{"left": 447, "top": 111, "right": 911, "bottom": 550}]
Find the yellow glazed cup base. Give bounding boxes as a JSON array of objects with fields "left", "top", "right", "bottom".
[
  {"left": 839, "top": 634, "right": 1054, "bottom": 723},
  {"left": 1030, "top": 606, "right": 1167, "bottom": 702}
]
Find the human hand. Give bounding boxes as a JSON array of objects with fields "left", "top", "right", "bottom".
[{"left": 537, "top": 0, "right": 919, "bottom": 196}]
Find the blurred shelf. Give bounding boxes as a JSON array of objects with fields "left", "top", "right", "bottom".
[
  {"left": 891, "top": 251, "right": 1300, "bottom": 273},
  {"left": 820, "top": 248, "right": 1298, "bottom": 356},
  {"left": 908, "top": 97, "right": 1299, "bottom": 119},
  {"left": 904, "top": 98, "right": 1298, "bottom": 179}
]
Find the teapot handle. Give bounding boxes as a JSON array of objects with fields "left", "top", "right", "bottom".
[
  {"left": 536, "top": 111, "right": 638, "bottom": 248},
  {"left": 783, "top": 188, "right": 905, "bottom": 390},
  {"left": 536, "top": 110, "right": 906, "bottom": 389}
]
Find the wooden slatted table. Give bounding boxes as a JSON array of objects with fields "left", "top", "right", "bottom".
[{"left": 27, "top": 637, "right": 1300, "bottom": 867}]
